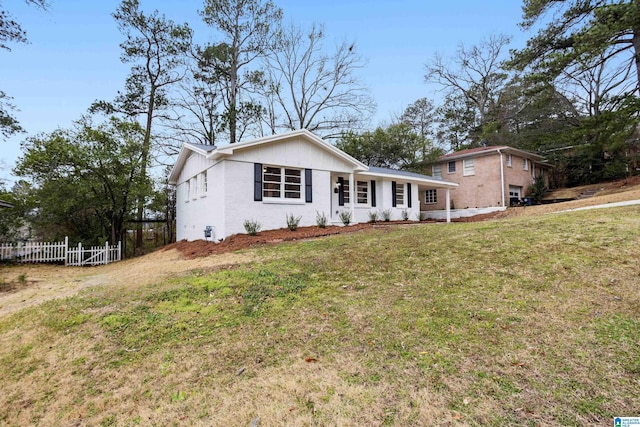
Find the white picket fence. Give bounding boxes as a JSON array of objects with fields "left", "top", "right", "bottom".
[{"left": 0, "top": 237, "right": 122, "bottom": 266}]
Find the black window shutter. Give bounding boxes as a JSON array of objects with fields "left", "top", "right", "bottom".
[
  {"left": 392, "top": 181, "right": 397, "bottom": 207},
  {"left": 370, "top": 180, "right": 376, "bottom": 207},
  {"left": 305, "top": 169, "right": 312, "bottom": 203},
  {"left": 338, "top": 177, "right": 345, "bottom": 206},
  {"left": 407, "top": 183, "right": 412, "bottom": 208},
  {"left": 254, "top": 163, "right": 262, "bottom": 201}
]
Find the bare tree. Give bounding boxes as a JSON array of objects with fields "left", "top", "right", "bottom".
[
  {"left": 558, "top": 47, "right": 636, "bottom": 117},
  {"left": 263, "top": 23, "right": 375, "bottom": 137},
  {"left": 426, "top": 34, "right": 511, "bottom": 145}
]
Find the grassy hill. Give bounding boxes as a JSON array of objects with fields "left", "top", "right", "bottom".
[{"left": 1, "top": 206, "right": 639, "bottom": 426}]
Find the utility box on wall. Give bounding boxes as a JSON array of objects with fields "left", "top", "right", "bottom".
[{"left": 203, "top": 226, "right": 213, "bottom": 240}]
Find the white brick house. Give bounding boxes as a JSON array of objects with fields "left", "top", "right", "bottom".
[{"left": 168, "top": 130, "right": 458, "bottom": 241}]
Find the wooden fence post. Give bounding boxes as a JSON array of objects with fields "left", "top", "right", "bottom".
[{"left": 64, "top": 236, "right": 69, "bottom": 266}]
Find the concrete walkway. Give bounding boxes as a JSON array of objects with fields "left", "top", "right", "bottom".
[{"left": 556, "top": 199, "right": 640, "bottom": 213}]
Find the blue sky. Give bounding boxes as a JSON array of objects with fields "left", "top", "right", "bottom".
[{"left": 1, "top": 0, "right": 528, "bottom": 184}]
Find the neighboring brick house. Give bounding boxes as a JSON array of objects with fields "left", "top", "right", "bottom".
[{"left": 422, "top": 146, "right": 552, "bottom": 218}]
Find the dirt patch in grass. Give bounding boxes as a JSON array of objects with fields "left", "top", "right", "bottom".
[
  {"left": 0, "top": 249, "right": 254, "bottom": 317},
  {"left": 0, "top": 277, "right": 39, "bottom": 294}
]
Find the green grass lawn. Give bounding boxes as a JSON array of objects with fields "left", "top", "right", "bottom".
[{"left": 1, "top": 206, "right": 639, "bottom": 426}]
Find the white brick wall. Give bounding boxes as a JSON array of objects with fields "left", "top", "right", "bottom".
[
  {"left": 174, "top": 135, "right": 427, "bottom": 241},
  {"left": 223, "top": 161, "right": 332, "bottom": 237}
]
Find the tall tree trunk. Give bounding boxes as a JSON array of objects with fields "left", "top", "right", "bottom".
[
  {"left": 135, "top": 86, "right": 155, "bottom": 251},
  {"left": 633, "top": 27, "right": 640, "bottom": 96},
  {"left": 229, "top": 53, "right": 238, "bottom": 144},
  {"left": 633, "top": 0, "right": 640, "bottom": 95}
]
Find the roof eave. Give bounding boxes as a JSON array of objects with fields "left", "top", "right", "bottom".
[
  {"left": 208, "top": 129, "right": 367, "bottom": 170},
  {"left": 169, "top": 142, "right": 220, "bottom": 184},
  {"left": 357, "top": 171, "right": 459, "bottom": 188},
  {"left": 438, "top": 146, "right": 546, "bottom": 162}
]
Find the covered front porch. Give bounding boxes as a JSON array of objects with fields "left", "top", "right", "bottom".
[{"left": 329, "top": 167, "right": 458, "bottom": 224}]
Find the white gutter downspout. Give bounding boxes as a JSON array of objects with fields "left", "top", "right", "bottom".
[
  {"left": 445, "top": 188, "right": 451, "bottom": 223},
  {"left": 497, "top": 149, "right": 506, "bottom": 207},
  {"left": 349, "top": 173, "right": 355, "bottom": 222}
]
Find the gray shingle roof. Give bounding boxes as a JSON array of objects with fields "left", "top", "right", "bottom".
[
  {"left": 367, "top": 166, "right": 447, "bottom": 182},
  {"left": 185, "top": 142, "right": 217, "bottom": 153}
]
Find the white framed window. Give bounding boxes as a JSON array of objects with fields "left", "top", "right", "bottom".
[
  {"left": 506, "top": 154, "right": 512, "bottom": 167},
  {"left": 448, "top": 161, "right": 456, "bottom": 174},
  {"left": 523, "top": 158, "right": 529, "bottom": 171},
  {"left": 192, "top": 177, "right": 198, "bottom": 200},
  {"left": 186, "top": 179, "right": 191, "bottom": 201},
  {"left": 342, "top": 179, "right": 350, "bottom": 204},
  {"left": 432, "top": 165, "right": 442, "bottom": 179},
  {"left": 463, "top": 158, "right": 475, "bottom": 176},
  {"left": 356, "top": 180, "right": 368, "bottom": 204},
  {"left": 424, "top": 189, "right": 437, "bottom": 204},
  {"left": 201, "top": 172, "right": 208, "bottom": 196},
  {"left": 263, "top": 166, "right": 302, "bottom": 200},
  {"left": 395, "top": 183, "right": 405, "bottom": 206}
]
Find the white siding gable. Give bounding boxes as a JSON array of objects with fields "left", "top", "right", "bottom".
[
  {"left": 222, "top": 137, "right": 355, "bottom": 173},
  {"left": 178, "top": 151, "right": 216, "bottom": 185}
]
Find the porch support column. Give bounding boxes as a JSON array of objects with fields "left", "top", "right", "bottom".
[
  {"left": 349, "top": 173, "right": 355, "bottom": 222},
  {"left": 446, "top": 188, "right": 451, "bottom": 223}
]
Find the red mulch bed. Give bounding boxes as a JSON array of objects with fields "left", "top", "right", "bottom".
[{"left": 164, "top": 221, "right": 440, "bottom": 259}]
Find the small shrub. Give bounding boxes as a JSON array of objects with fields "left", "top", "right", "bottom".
[
  {"left": 243, "top": 219, "right": 262, "bottom": 236},
  {"left": 380, "top": 208, "right": 392, "bottom": 222},
  {"left": 417, "top": 211, "right": 427, "bottom": 221},
  {"left": 368, "top": 210, "right": 378, "bottom": 223},
  {"left": 401, "top": 209, "right": 409, "bottom": 221},
  {"left": 527, "top": 175, "right": 547, "bottom": 204},
  {"left": 338, "top": 210, "right": 352, "bottom": 226},
  {"left": 286, "top": 213, "right": 302, "bottom": 231},
  {"left": 316, "top": 211, "right": 328, "bottom": 228}
]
